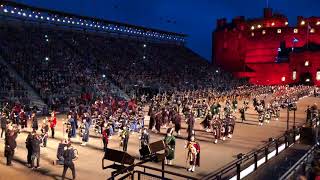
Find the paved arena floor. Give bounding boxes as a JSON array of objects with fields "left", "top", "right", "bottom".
[{"left": 0, "top": 96, "right": 319, "bottom": 180}]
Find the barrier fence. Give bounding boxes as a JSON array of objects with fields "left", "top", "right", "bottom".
[
  {"left": 202, "top": 126, "right": 303, "bottom": 180},
  {"left": 279, "top": 144, "right": 318, "bottom": 180}
]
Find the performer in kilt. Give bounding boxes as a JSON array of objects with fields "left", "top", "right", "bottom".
[
  {"left": 164, "top": 128, "right": 175, "bottom": 165},
  {"left": 211, "top": 117, "right": 221, "bottom": 144},
  {"left": 139, "top": 128, "right": 150, "bottom": 159},
  {"left": 185, "top": 135, "right": 200, "bottom": 172}
]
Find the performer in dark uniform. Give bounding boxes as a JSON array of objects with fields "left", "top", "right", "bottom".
[
  {"left": 139, "top": 128, "right": 150, "bottom": 159},
  {"left": 185, "top": 135, "right": 200, "bottom": 172},
  {"left": 40, "top": 118, "right": 49, "bottom": 147},
  {"left": 25, "top": 132, "right": 33, "bottom": 167},
  {"left": 102, "top": 125, "right": 109, "bottom": 152},
  {"left": 4, "top": 125, "right": 19, "bottom": 166},
  {"left": 31, "top": 112, "right": 38, "bottom": 131},
  {"left": 232, "top": 99, "right": 238, "bottom": 113},
  {"left": 239, "top": 107, "right": 245, "bottom": 123},
  {"left": 62, "top": 142, "right": 77, "bottom": 180},
  {"left": 148, "top": 109, "right": 155, "bottom": 131},
  {"left": 164, "top": 128, "right": 175, "bottom": 165},
  {"left": 120, "top": 126, "right": 129, "bottom": 152},
  {"left": 186, "top": 112, "right": 195, "bottom": 141},
  {"left": 1, "top": 112, "right": 8, "bottom": 138},
  {"left": 211, "top": 117, "right": 221, "bottom": 144},
  {"left": 201, "top": 111, "right": 212, "bottom": 132},
  {"left": 155, "top": 111, "right": 162, "bottom": 133},
  {"left": 19, "top": 109, "right": 27, "bottom": 129},
  {"left": 173, "top": 111, "right": 182, "bottom": 135}
]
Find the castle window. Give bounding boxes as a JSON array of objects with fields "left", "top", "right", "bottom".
[
  {"left": 251, "top": 26, "right": 255, "bottom": 30},
  {"left": 317, "top": 21, "right": 320, "bottom": 26},
  {"left": 281, "top": 76, "right": 286, "bottom": 82},
  {"left": 301, "top": 20, "right": 305, "bottom": 25},
  {"left": 310, "top": 28, "right": 315, "bottom": 33},
  {"left": 262, "top": 30, "right": 266, "bottom": 35},
  {"left": 305, "top": 61, "right": 309, "bottom": 66},
  {"left": 271, "top": 22, "right": 275, "bottom": 26},
  {"left": 294, "top": 29, "right": 298, "bottom": 33},
  {"left": 285, "top": 22, "right": 288, "bottom": 26},
  {"left": 251, "top": 32, "right": 255, "bottom": 37},
  {"left": 277, "top": 29, "right": 282, "bottom": 34},
  {"left": 292, "top": 71, "right": 297, "bottom": 80},
  {"left": 257, "top": 24, "right": 262, "bottom": 28},
  {"left": 317, "top": 71, "right": 320, "bottom": 80}
]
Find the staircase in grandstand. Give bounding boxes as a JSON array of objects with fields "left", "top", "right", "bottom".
[
  {"left": 61, "top": 36, "right": 130, "bottom": 100},
  {"left": 0, "top": 54, "right": 46, "bottom": 109}
]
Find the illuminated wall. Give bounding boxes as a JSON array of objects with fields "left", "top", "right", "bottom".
[{"left": 213, "top": 8, "right": 320, "bottom": 86}]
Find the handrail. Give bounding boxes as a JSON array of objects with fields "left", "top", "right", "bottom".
[
  {"left": 202, "top": 123, "right": 305, "bottom": 180},
  {"left": 279, "top": 144, "right": 318, "bottom": 180}
]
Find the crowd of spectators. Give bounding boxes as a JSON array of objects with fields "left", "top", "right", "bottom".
[
  {"left": 0, "top": 63, "right": 29, "bottom": 105},
  {"left": 0, "top": 23, "right": 244, "bottom": 109}
]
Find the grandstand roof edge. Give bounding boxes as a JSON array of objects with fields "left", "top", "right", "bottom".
[{"left": 3, "top": 0, "right": 187, "bottom": 37}]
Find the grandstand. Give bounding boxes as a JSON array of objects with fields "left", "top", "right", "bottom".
[{"left": 0, "top": 0, "right": 239, "bottom": 110}]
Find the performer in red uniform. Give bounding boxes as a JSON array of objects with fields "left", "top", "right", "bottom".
[
  {"left": 49, "top": 111, "right": 57, "bottom": 138},
  {"left": 185, "top": 135, "right": 200, "bottom": 172}
]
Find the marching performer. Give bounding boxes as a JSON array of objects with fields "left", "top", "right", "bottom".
[
  {"left": 239, "top": 107, "right": 246, "bottom": 123},
  {"left": 257, "top": 104, "right": 264, "bottom": 126},
  {"left": 185, "top": 135, "right": 200, "bottom": 172},
  {"left": 139, "top": 128, "right": 150, "bottom": 159},
  {"left": 232, "top": 98, "right": 238, "bottom": 113},
  {"left": 201, "top": 111, "right": 212, "bottom": 132},
  {"left": 164, "top": 128, "right": 175, "bottom": 165},
  {"left": 264, "top": 104, "right": 272, "bottom": 123},
  {"left": 49, "top": 111, "right": 57, "bottom": 138},
  {"left": 120, "top": 126, "right": 129, "bottom": 152},
  {"left": 173, "top": 110, "right": 182, "bottom": 135},
  {"left": 186, "top": 112, "right": 195, "bottom": 141},
  {"left": 211, "top": 117, "right": 221, "bottom": 144},
  {"left": 102, "top": 125, "right": 109, "bottom": 152},
  {"left": 81, "top": 114, "right": 91, "bottom": 146},
  {"left": 40, "top": 118, "right": 49, "bottom": 147}
]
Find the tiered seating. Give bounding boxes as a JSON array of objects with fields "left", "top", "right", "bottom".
[
  {"left": 0, "top": 63, "right": 29, "bottom": 105},
  {"left": 0, "top": 23, "right": 242, "bottom": 108}
]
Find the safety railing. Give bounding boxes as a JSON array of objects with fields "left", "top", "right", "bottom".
[
  {"left": 202, "top": 126, "right": 304, "bottom": 180},
  {"left": 279, "top": 144, "right": 318, "bottom": 180}
]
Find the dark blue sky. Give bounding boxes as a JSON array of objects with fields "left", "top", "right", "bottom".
[{"left": 12, "top": 0, "right": 320, "bottom": 61}]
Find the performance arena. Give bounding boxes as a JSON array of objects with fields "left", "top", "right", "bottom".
[{"left": 0, "top": 1, "right": 319, "bottom": 180}]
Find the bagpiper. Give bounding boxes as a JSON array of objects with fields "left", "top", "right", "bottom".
[
  {"left": 164, "top": 128, "right": 175, "bottom": 165},
  {"left": 185, "top": 135, "right": 200, "bottom": 172},
  {"left": 211, "top": 117, "right": 221, "bottom": 144},
  {"left": 264, "top": 104, "right": 272, "bottom": 123}
]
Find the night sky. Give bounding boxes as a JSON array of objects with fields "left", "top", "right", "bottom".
[{"left": 12, "top": 0, "right": 320, "bottom": 61}]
